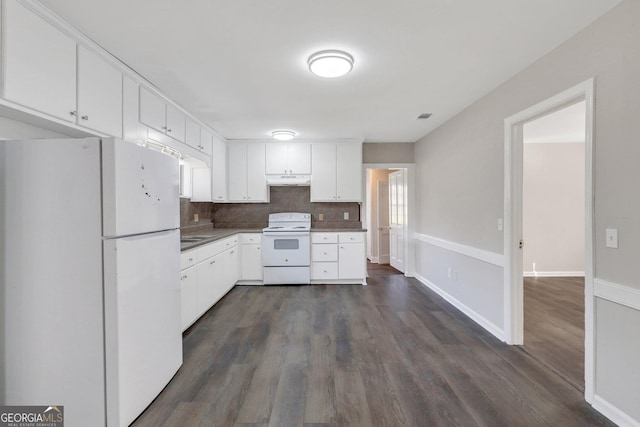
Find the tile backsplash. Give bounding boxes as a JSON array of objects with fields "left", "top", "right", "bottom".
[{"left": 180, "top": 187, "right": 361, "bottom": 229}]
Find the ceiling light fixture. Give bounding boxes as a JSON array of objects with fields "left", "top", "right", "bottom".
[
  {"left": 308, "top": 50, "right": 354, "bottom": 78},
  {"left": 271, "top": 130, "right": 296, "bottom": 141}
]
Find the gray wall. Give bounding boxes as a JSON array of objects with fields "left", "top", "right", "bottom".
[
  {"left": 414, "top": 0, "right": 640, "bottom": 421},
  {"left": 523, "top": 143, "right": 585, "bottom": 275},
  {"left": 363, "top": 142, "right": 414, "bottom": 164}
]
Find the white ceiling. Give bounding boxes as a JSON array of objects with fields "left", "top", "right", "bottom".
[
  {"left": 38, "top": 0, "right": 620, "bottom": 143},
  {"left": 524, "top": 101, "right": 586, "bottom": 144}
]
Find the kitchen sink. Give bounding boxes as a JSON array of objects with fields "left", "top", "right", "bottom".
[{"left": 180, "top": 235, "right": 215, "bottom": 243}]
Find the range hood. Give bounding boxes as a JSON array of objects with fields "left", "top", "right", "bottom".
[{"left": 266, "top": 175, "right": 311, "bottom": 186}]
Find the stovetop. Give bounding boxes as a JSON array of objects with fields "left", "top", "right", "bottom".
[{"left": 263, "top": 212, "right": 311, "bottom": 232}]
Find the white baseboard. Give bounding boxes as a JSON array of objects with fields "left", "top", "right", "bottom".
[
  {"left": 368, "top": 256, "right": 379, "bottom": 263},
  {"left": 414, "top": 273, "right": 505, "bottom": 341},
  {"left": 523, "top": 271, "right": 585, "bottom": 277},
  {"left": 593, "top": 394, "right": 640, "bottom": 427}
]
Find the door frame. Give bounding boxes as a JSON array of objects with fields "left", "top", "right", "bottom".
[
  {"left": 503, "top": 78, "right": 595, "bottom": 401},
  {"left": 363, "top": 163, "right": 416, "bottom": 276}
]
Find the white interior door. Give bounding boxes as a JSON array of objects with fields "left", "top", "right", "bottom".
[
  {"left": 389, "top": 170, "right": 405, "bottom": 272},
  {"left": 377, "top": 180, "right": 390, "bottom": 264}
]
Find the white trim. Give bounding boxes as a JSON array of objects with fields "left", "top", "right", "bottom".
[
  {"left": 413, "top": 233, "right": 504, "bottom": 267},
  {"left": 593, "top": 395, "right": 640, "bottom": 427},
  {"left": 368, "top": 256, "right": 380, "bottom": 263},
  {"left": 523, "top": 271, "right": 585, "bottom": 277},
  {"left": 503, "top": 78, "right": 595, "bottom": 401},
  {"left": 414, "top": 273, "right": 505, "bottom": 341},
  {"left": 594, "top": 278, "right": 640, "bottom": 312}
]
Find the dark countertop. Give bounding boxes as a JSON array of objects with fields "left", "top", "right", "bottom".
[{"left": 180, "top": 227, "right": 367, "bottom": 252}]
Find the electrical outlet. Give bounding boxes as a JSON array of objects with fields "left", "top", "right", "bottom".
[
  {"left": 194, "top": 213, "right": 199, "bottom": 222},
  {"left": 344, "top": 212, "right": 349, "bottom": 220},
  {"left": 319, "top": 213, "right": 324, "bottom": 221}
]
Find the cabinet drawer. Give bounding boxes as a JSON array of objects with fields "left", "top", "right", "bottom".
[
  {"left": 241, "top": 233, "right": 262, "bottom": 244},
  {"left": 180, "top": 250, "right": 198, "bottom": 270},
  {"left": 312, "top": 232, "right": 338, "bottom": 244},
  {"left": 197, "top": 240, "right": 226, "bottom": 261},
  {"left": 312, "top": 244, "right": 338, "bottom": 262},
  {"left": 221, "top": 235, "right": 239, "bottom": 250},
  {"left": 339, "top": 232, "right": 365, "bottom": 243},
  {"left": 311, "top": 262, "right": 338, "bottom": 280}
]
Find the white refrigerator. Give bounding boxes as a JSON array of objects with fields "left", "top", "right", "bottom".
[{"left": 0, "top": 137, "right": 183, "bottom": 427}]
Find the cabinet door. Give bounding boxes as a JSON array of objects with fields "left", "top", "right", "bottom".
[
  {"left": 139, "top": 87, "right": 166, "bottom": 133},
  {"left": 191, "top": 167, "right": 212, "bottom": 202},
  {"left": 246, "top": 143, "right": 267, "bottom": 201},
  {"left": 336, "top": 143, "right": 362, "bottom": 201},
  {"left": 185, "top": 117, "right": 201, "bottom": 149},
  {"left": 311, "top": 143, "right": 337, "bottom": 201},
  {"left": 224, "top": 247, "right": 240, "bottom": 289},
  {"left": 3, "top": 1, "right": 76, "bottom": 122},
  {"left": 180, "top": 267, "right": 197, "bottom": 331},
  {"left": 211, "top": 136, "right": 228, "bottom": 201},
  {"left": 165, "top": 103, "right": 186, "bottom": 142},
  {"left": 265, "top": 143, "right": 288, "bottom": 175},
  {"left": 338, "top": 242, "right": 366, "bottom": 279},
  {"left": 122, "top": 76, "right": 147, "bottom": 143},
  {"left": 227, "top": 143, "right": 247, "bottom": 201},
  {"left": 241, "top": 244, "right": 263, "bottom": 280},
  {"left": 199, "top": 129, "right": 214, "bottom": 156},
  {"left": 288, "top": 143, "right": 311, "bottom": 174},
  {"left": 196, "top": 254, "right": 222, "bottom": 316},
  {"left": 77, "top": 46, "right": 123, "bottom": 137}
]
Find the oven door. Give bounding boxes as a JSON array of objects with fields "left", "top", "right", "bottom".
[{"left": 262, "top": 232, "right": 310, "bottom": 266}]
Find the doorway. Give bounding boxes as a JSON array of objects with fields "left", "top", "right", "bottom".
[
  {"left": 364, "top": 165, "right": 413, "bottom": 275},
  {"left": 504, "top": 78, "right": 595, "bottom": 401},
  {"left": 521, "top": 101, "right": 586, "bottom": 391}
]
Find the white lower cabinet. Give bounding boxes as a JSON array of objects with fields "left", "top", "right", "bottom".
[
  {"left": 180, "top": 236, "right": 239, "bottom": 331},
  {"left": 311, "top": 232, "right": 366, "bottom": 284},
  {"left": 180, "top": 266, "right": 197, "bottom": 330},
  {"left": 239, "top": 233, "right": 263, "bottom": 284}
]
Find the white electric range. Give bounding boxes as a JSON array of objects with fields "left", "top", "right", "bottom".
[{"left": 262, "top": 212, "right": 311, "bottom": 285}]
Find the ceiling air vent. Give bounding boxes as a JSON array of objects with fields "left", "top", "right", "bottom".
[{"left": 417, "top": 113, "right": 432, "bottom": 119}]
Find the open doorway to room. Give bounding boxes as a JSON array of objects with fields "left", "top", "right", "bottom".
[
  {"left": 364, "top": 165, "right": 413, "bottom": 277},
  {"left": 504, "top": 78, "right": 595, "bottom": 400},
  {"left": 521, "top": 100, "right": 586, "bottom": 391}
]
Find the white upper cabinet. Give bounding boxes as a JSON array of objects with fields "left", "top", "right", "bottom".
[
  {"left": 3, "top": 1, "right": 76, "bottom": 122},
  {"left": 199, "top": 128, "right": 214, "bottom": 157},
  {"left": 265, "top": 143, "right": 311, "bottom": 175},
  {"left": 165, "top": 103, "right": 186, "bottom": 142},
  {"left": 139, "top": 87, "right": 186, "bottom": 142},
  {"left": 311, "top": 142, "right": 362, "bottom": 202},
  {"left": 77, "top": 46, "right": 122, "bottom": 137},
  {"left": 3, "top": 2, "right": 123, "bottom": 136},
  {"left": 185, "top": 117, "right": 201, "bottom": 149},
  {"left": 211, "top": 135, "right": 227, "bottom": 202},
  {"left": 228, "top": 142, "right": 267, "bottom": 202}
]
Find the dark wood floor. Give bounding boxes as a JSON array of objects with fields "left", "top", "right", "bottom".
[
  {"left": 523, "top": 276, "right": 585, "bottom": 391},
  {"left": 132, "top": 266, "right": 611, "bottom": 427}
]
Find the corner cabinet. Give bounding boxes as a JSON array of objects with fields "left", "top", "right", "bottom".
[
  {"left": 228, "top": 142, "right": 267, "bottom": 202},
  {"left": 311, "top": 142, "right": 362, "bottom": 202}
]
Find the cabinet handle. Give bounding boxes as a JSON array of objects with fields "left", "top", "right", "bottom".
[
  {"left": 324, "top": 252, "right": 328, "bottom": 255},
  {"left": 162, "top": 126, "right": 167, "bottom": 130},
  {"left": 70, "top": 110, "right": 77, "bottom": 116},
  {"left": 337, "top": 196, "right": 341, "bottom": 199},
  {"left": 257, "top": 246, "right": 260, "bottom": 250},
  {"left": 289, "top": 170, "right": 292, "bottom": 174},
  {"left": 231, "top": 250, "right": 235, "bottom": 254},
  {"left": 167, "top": 128, "right": 172, "bottom": 132},
  {"left": 188, "top": 257, "right": 193, "bottom": 262},
  {"left": 210, "top": 260, "right": 216, "bottom": 265},
  {"left": 81, "top": 115, "right": 89, "bottom": 120}
]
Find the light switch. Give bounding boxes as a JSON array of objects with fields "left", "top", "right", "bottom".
[
  {"left": 344, "top": 212, "right": 349, "bottom": 220},
  {"left": 606, "top": 228, "right": 618, "bottom": 249}
]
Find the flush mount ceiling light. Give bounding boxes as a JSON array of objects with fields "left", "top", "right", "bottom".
[
  {"left": 308, "top": 50, "right": 354, "bottom": 78},
  {"left": 271, "top": 130, "right": 296, "bottom": 141}
]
